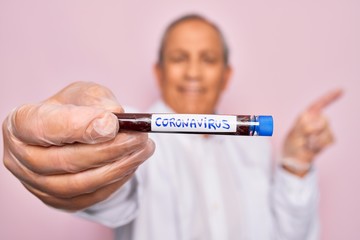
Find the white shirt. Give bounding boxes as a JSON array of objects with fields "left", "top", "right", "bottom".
[{"left": 77, "top": 100, "right": 319, "bottom": 240}]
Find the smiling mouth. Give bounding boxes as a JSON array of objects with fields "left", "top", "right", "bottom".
[{"left": 177, "top": 86, "right": 205, "bottom": 95}]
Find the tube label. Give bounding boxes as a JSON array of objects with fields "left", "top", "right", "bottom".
[{"left": 151, "top": 114, "right": 237, "bottom": 133}]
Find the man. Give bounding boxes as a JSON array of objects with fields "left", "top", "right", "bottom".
[{"left": 2, "top": 14, "right": 342, "bottom": 239}]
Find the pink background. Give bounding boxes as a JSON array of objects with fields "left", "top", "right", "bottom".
[{"left": 1, "top": 0, "right": 359, "bottom": 239}]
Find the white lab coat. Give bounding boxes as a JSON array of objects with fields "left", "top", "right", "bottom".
[{"left": 77, "top": 100, "right": 319, "bottom": 240}]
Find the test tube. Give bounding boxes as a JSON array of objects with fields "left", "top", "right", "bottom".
[{"left": 114, "top": 113, "right": 273, "bottom": 136}]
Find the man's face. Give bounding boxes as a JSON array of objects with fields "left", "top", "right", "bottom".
[{"left": 155, "top": 19, "right": 232, "bottom": 114}]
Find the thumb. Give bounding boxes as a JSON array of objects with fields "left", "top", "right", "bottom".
[{"left": 8, "top": 103, "right": 119, "bottom": 146}]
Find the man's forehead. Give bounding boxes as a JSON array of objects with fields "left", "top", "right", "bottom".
[{"left": 165, "top": 19, "right": 223, "bottom": 49}]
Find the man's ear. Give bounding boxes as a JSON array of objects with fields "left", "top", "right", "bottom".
[
  {"left": 153, "top": 63, "right": 163, "bottom": 88},
  {"left": 222, "top": 65, "right": 233, "bottom": 91}
]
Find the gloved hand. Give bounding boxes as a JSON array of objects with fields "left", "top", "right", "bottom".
[
  {"left": 2, "top": 82, "right": 155, "bottom": 211},
  {"left": 282, "top": 89, "right": 343, "bottom": 177}
]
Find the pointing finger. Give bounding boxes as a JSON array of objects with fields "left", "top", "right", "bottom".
[{"left": 307, "top": 88, "right": 343, "bottom": 113}]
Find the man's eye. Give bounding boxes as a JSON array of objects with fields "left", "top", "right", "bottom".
[
  {"left": 169, "top": 56, "right": 186, "bottom": 63},
  {"left": 202, "top": 56, "right": 218, "bottom": 64}
]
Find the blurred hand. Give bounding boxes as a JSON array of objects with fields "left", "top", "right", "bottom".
[
  {"left": 282, "top": 89, "right": 343, "bottom": 177},
  {"left": 2, "top": 82, "right": 155, "bottom": 211}
]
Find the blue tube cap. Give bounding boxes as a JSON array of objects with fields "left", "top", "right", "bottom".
[{"left": 257, "top": 116, "right": 273, "bottom": 136}]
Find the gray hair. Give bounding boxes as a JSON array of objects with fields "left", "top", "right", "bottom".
[{"left": 157, "top": 14, "right": 230, "bottom": 66}]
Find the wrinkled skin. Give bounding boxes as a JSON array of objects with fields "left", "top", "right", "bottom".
[{"left": 154, "top": 19, "right": 232, "bottom": 114}]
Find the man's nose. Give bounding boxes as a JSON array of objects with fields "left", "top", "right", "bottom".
[{"left": 185, "top": 59, "right": 201, "bottom": 80}]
